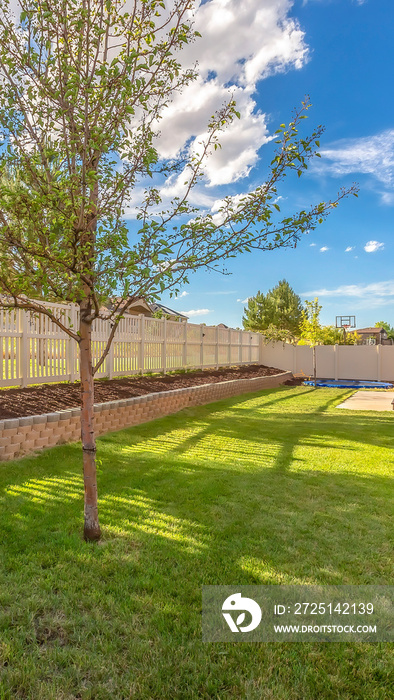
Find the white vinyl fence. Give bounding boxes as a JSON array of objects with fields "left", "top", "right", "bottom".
[
  {"left": 0, "top": 303, "right": 261, "bottom": 388},
  {"left": 261, "top": 341, "right": 394, "bottom": 382}
]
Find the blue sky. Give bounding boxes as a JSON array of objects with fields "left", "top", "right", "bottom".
[{"left": 145, "top": 0, "right": 394, "bottom": 329}]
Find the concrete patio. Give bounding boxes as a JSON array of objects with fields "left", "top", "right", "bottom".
[{"left": 337, "top": 390, "right": 394, "bottom": 412}]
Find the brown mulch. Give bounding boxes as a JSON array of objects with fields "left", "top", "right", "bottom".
[
  {"left": 283, "top": 376, "right": 306, "bottom": 387},
  {"left": 0, "top": 364, "right": 286, "bottom": 420}
]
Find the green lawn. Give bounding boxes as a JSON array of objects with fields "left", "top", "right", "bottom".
[{"left": 0, "top": 386, "right": 392, "bottom": 699}]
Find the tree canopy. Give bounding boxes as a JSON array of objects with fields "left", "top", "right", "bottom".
[
  {"left": 242, "top": 279, "right": 303, "bottom": 335},
  {"left": 375, "top": 321, "right": 394, "bottom": 340}
]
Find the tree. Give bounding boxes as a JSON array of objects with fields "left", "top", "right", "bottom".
[
  {"left": 242, "top": 290, "right": 266, "bottom": 332},
  {"left": 260, "top": 324, "right": 298, "bottom": 345},
  {"left": 243, "top": 279, "right": 303, "bottom": 335},
  {"left": 298, "top": 298, "right": 324, "bottom": 386},
  {"left": 320, "top": 325, "right": 360, "bottom": 345},
  {"left": 0, "top": 0, "right": 356, "bottom": 540},
  {"left": 375, "top": 321, "right": 394, "bottom": 340}
]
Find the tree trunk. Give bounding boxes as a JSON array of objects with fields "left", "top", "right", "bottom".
[
  {"left": 313, "top": 345, "right": 317, "bottom": 387},
  {"left": 79, "top": 313, "right": 101, "bottom": 541}
]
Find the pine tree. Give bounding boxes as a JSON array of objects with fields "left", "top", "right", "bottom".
[
  {"left": 243, "top": 280, "right": 303, "bottom": 334},
  {"left": 242, "top": 291, "right": 267, "bottom": 331}
]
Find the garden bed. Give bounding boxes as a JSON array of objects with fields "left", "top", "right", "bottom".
[{"left": 0, "top": 364, "right": 283, "bottom": 419}]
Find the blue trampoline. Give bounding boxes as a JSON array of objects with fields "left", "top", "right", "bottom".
[{"left": 303, "top": 379, "right": 393, "bottom": 389}]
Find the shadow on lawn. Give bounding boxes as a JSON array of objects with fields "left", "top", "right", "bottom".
[
  {"left": 0, "top": 387, "right": 392, "bottom": 699},
  {"left": 0, "top": 385, "right": 392, "bottom": 579},
  {"left": 139, "top": 387, "right": 393, "bottom": 464},
  {"left": 0, "top": 387, "right": 392, "bottom": 588}
]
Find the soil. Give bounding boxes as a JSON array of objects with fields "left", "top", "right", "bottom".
[
  {"left": 283, "top": 376, "right": 306, "bottom": 387},
  {"left": 0, "top": 364, "right": 286, "bottom": 420}
]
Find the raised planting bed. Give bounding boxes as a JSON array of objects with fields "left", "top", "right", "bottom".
[
  {"left": 0, "top": 367, "right": 292, "bottom": 461},
  {"left": 0, "top": 364, "right": 283, "bottom": 419}
]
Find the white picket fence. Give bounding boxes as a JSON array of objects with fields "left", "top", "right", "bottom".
[
  {"left": 3, "top": 301, "right": 392, "bottom": 389},
  {"left": 260, "top": 341, "right": 394, "bottom": 382},
  {"left": 0, "top": 303, "right": 261, "bottom": 388}
]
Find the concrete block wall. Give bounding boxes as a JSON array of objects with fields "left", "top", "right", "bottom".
[{"left": 0, "top": 371, "right": 291, "bottom": 462}]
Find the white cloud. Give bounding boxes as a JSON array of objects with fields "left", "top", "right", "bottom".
[
  {"left": 7, "top": 0, "right": 310, "bottom": 212},
  {"left": 345, "top": 246, "right": 354, "bottom": 252},
  {"left": 209, "top": 192, "right": 246, "bottom": 224},
  {"left": 303, "top": 0, "right": 366, "bottom": 5},
  {"left": 364, "top": 240, "right": 384, "bottom": 253},
  {"left": 154, "top": 0, "right": 308, "bottom": 187},
  {"left": 315, "top": 129, "right": 394, "bottom": 203},
  {"left": 320, "top": 246, "right": 329, "bottom": 252},
  {"left": 301, "top": 280, "right": 394, "bottom": 300},
  {"left": 237, "top": 297, "right": 250, "bottom": 303},
  {"left": 188, "top": 0, "right": 307, "bottom": 89},
  {"left": 380, "top": 191, "right": 394, "bottom": 205},
  {"left": 202, "top": 290, "right": 237, "bottom": 295},
  {"left": 181, "top": 308, "right": 213, "bottom": 317},
  {"left": 174, "top": 291, "right": 189, "bottom": 299},
  {"left": 309, "top": 242, "right": 316, "bottom": 247}
]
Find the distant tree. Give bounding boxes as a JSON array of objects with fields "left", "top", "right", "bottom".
[
  {"left": 261, "top": 323, "right": 298, "bottom": 345},
  {"left": 242, "top": 290, "right": 266, "bottom": 331},
  {"left": 375, "top": 321, "right": 394, "bottom": 340},
  {"left": 320, "top": 325, "right": 361, "bottom": 345},
  {"left": 243, "top": 279, "right": 303, "bottom": 335},
  {"left": 152, "top": 309, "right": 171, "bottom": 321},
  {"left": 298, "top": 298, "right": 323, "bottom": 386}
]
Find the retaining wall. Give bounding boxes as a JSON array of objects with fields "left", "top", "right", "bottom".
[{"left": 0, "top": 371, "right": 291, "bottom": 462}]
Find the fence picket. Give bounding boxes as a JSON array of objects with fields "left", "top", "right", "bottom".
[{"left": 0, "top": 301, "right": 261, "bottom": 388}]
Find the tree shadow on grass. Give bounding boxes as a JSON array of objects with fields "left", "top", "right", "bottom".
[
  {"left": 118, "top": 386, "right": 394, "bottom": 468},
  {"left": 0, "top": 429, "right": 392, "bottom": 588},
  {"left": 0, "top": 389, "right": 393, "bottom": 699}
]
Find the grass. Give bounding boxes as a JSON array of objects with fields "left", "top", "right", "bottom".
[{"left": 0, "top": 385, "right": 393, "bottom": 699}]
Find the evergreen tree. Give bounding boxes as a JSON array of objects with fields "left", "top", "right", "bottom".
[
  {"left": 243, "top": 280, "right": 303, "bottom": 334},
  {"left": 242, "top": 291, "right": 267, "bottom": 331}
]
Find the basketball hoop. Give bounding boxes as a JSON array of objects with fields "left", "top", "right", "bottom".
[{"left": 336, "top": 315, "right": 356, "bottom": 329}]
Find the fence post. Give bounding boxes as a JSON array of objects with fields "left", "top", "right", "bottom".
[
  {"left": 259, "top": 334, "right": 264, "bottom": 365},
  {"left": 249, "top": 333, "right": 252, "bottom": 364},
  {"left": 239, "top": 329, "right": 242, "bottom": 365},
  {"left": 162, "top": 317, "right": 167, "bottom": 374},
  {"left": 200, "top": 324, "right": 204, "bottom": 368},
  {"left": 334, "top": 344, "right": 339, "bottom": 381},
  {"left": 215, "top": 325, "right": 219, "bottom": 369},
  {"left": 183, "top": 320, "right": 188, "bottom": 368},
  {"left": 292, "top": 344, "right": 297, "bottom": 375},
  {"left": 377, "top": 344, "right": 381, "bottom": 381},
  {"left": 139, "top": 314, "right": 145, "bottom": 375},
  {"left": 228, "top": 328, "right": 231, "bottom": 367},
  {"left": 108, "top": 337, "right": 114, "bottom": 380},
  {"left": 19, "top": 308, "right": 29, "bottom": 388}
]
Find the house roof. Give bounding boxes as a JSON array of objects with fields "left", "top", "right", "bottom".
[
  {"left": 356, "top": 327, "right": 385, "bottom": 334},
  {"left": 150, "top": 302, "right": 188, "bottom": 319},
  {"left": 101, "top": 297, "right": 153, "bottom": 317},
  {"left": 100, "top": 298, "right": 188, "bottom": 319}
]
